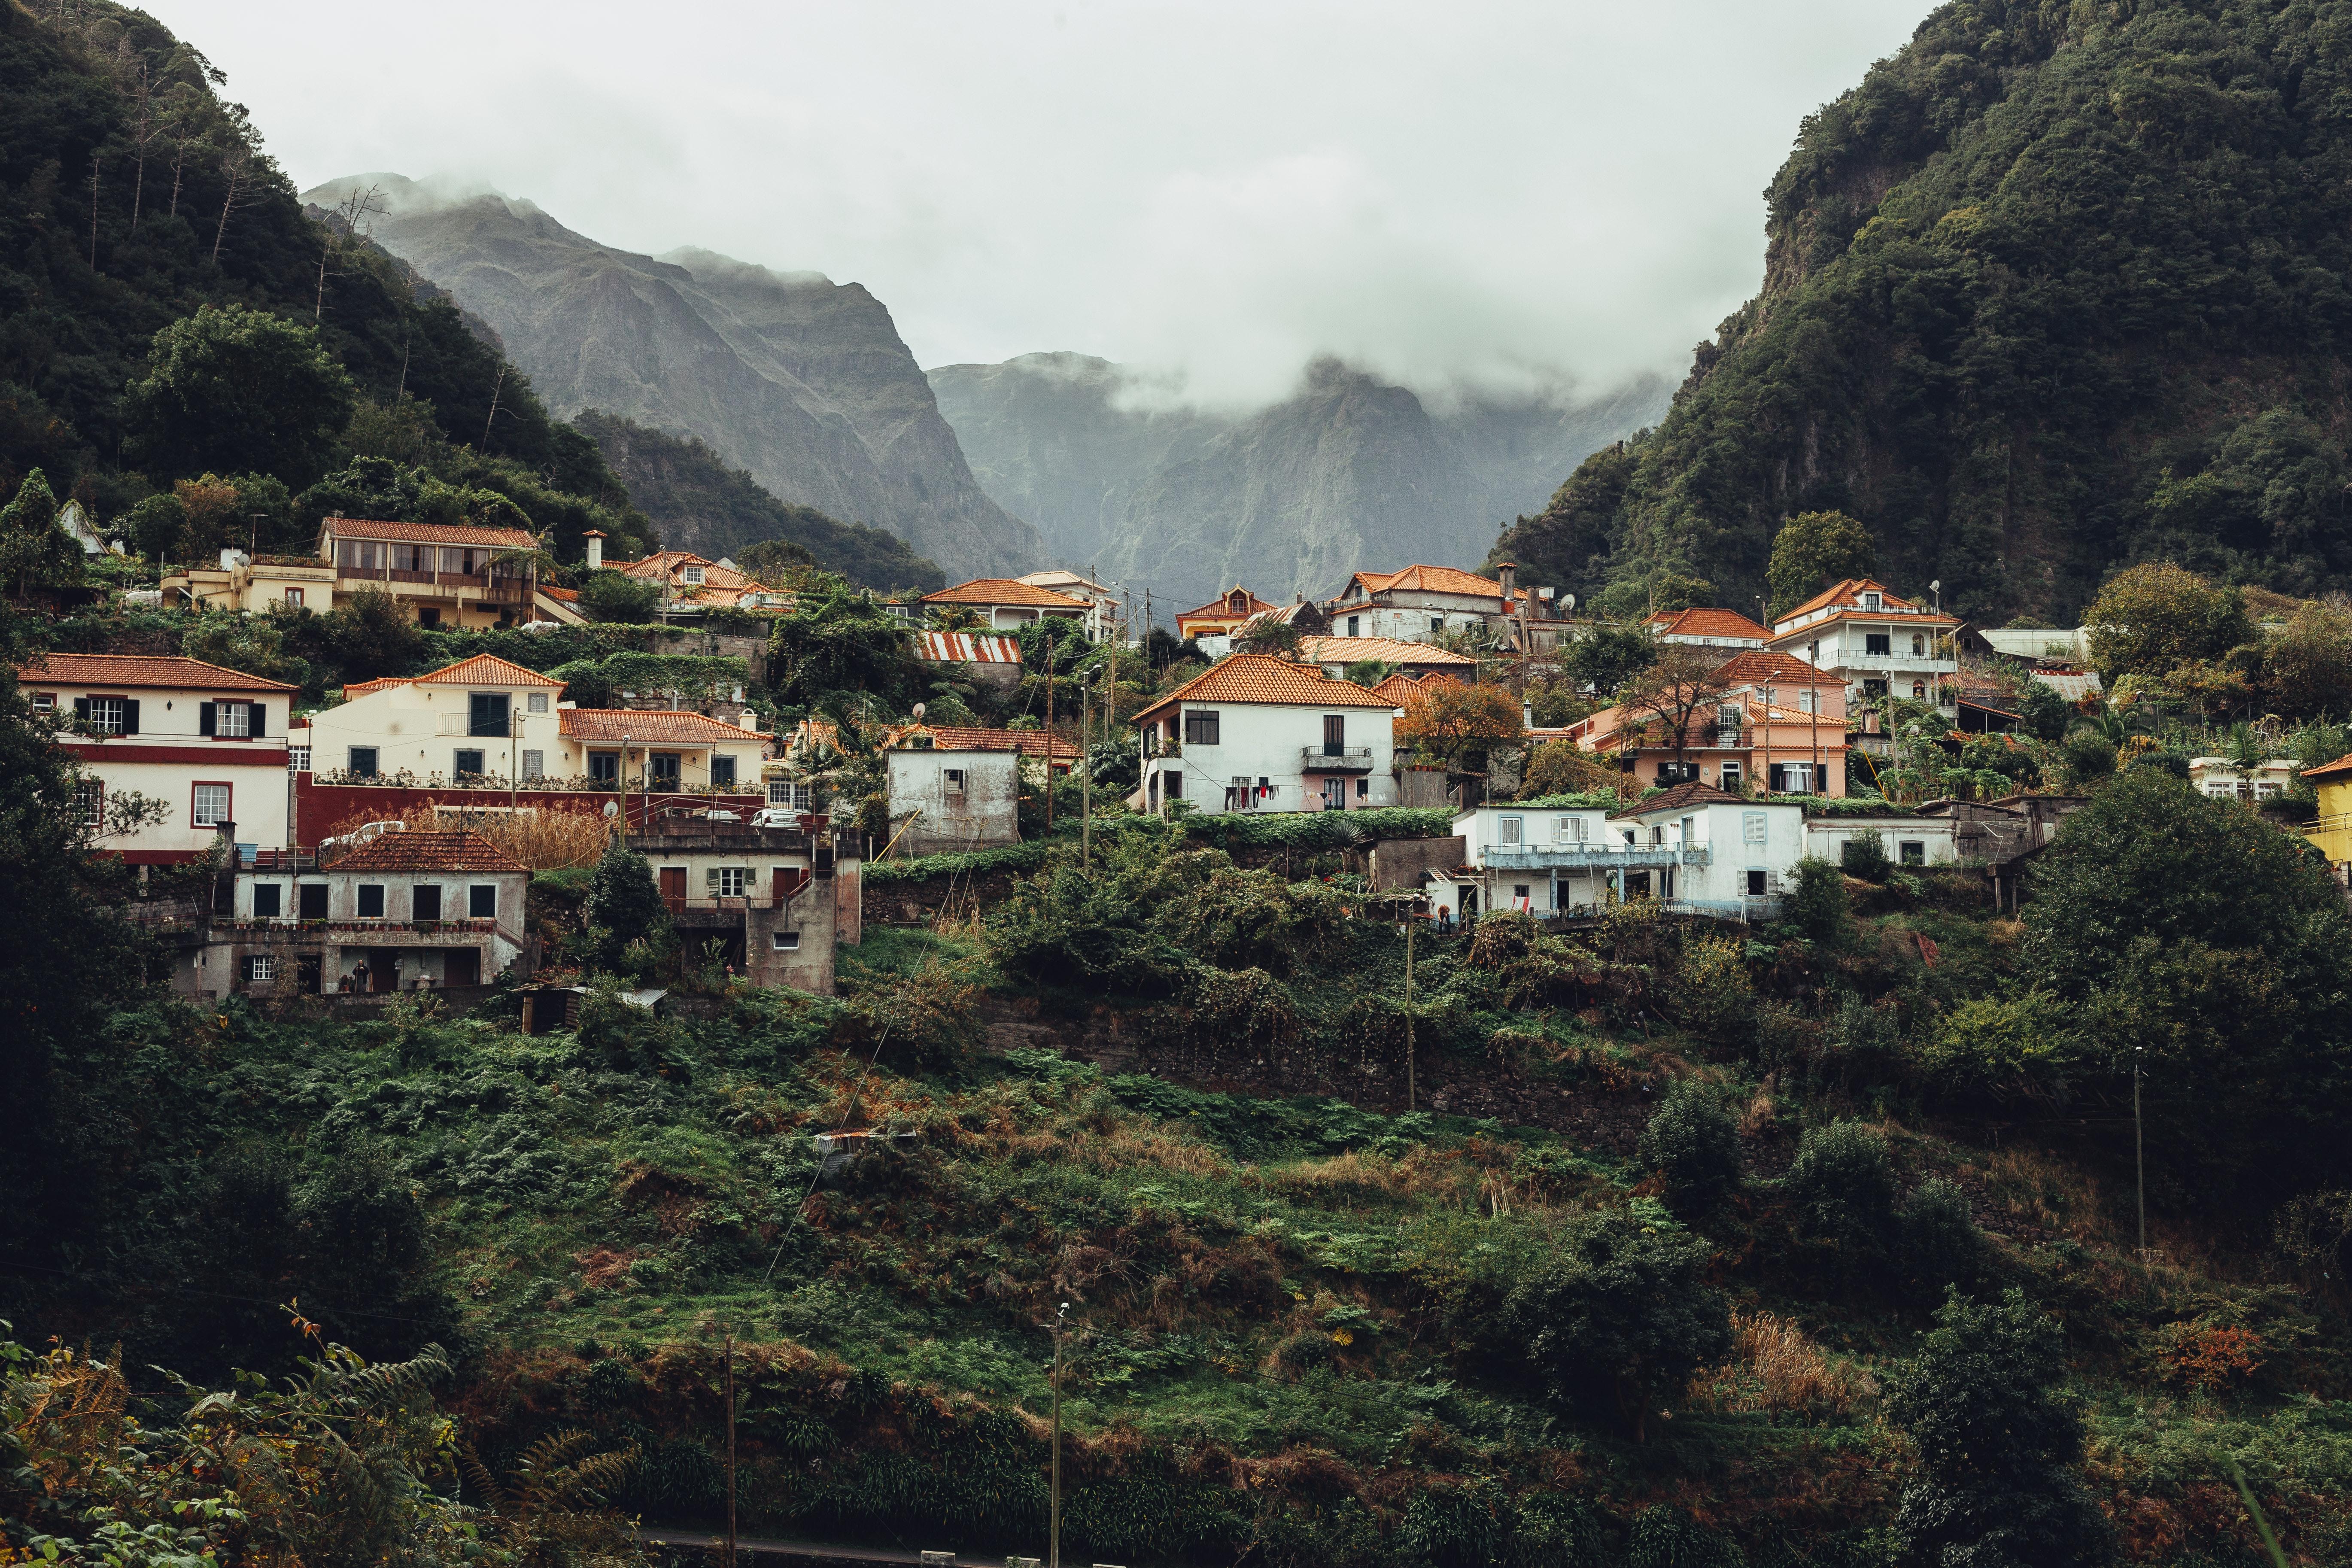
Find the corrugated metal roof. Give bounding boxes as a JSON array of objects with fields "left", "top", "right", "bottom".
[{"left": 912, "top": 631, "right": 1023, "bottom": 664}]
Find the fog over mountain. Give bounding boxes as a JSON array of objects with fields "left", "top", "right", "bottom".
[
  {"left": 305, "top": 174, "right": 1043, "bottom": 580},
  {"left": 930, "top": 353, "right": 1668, "bottom": 610}
]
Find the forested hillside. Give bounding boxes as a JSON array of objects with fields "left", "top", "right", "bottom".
[
  {"left": 578, "top": 410, "right": 945, "bottom": 593},
  {"left": 0, "top": 0, "right": 652, "bottom": 562},
  {"left": 1496, "top": 0, "right": 2352, "bottom": 623}
]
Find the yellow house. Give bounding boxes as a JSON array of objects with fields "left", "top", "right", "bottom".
[
  {"left": 2301, "top": 754, "right": 2352, "bottom": 866},
  {"left": 164, "top": 517, "right": 585, "bottom": 629}
]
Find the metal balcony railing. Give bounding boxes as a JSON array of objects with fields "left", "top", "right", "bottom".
[
  {"left": 1477, "top": 842, "right": 1711, "bottom": 870},
  {"left": 1302, "top": 745, "right": 1376, "bottom": 771},
  {"left": 436, "top": 714, "right": 519, "bottom": 737}
]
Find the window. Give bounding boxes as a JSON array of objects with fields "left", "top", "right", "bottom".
[
  {"left": 521, "top": 750, "right": 544, "bottom": 781},
  {"left": 468, "top": 884, "right": 497, "bottom": 918},
  {"left": 1162, "top": 771, "right": 1182, "bottom": 798},
  {"left": 711, "top": 755, "right": 737, "bottom": 789},
  {"left": 468, "top": 692, "right": 511, "bottom": 738},
  {"left": 1429, "top": 616, "right": 1444, "bottom": 632},
  {"left": 681, "top": 564, "right": 705, "bottom": 584},
  {"left": 1651, "top": 825, "right": 1665, "bottom": 845},
  {"left": 358, "top": 884, "right": 386, "bottom": 918},
  {"left": 1355, "top": 777, "right": 1367, "bottom": 799},
  {"left": 30, "top": 692, "right": 53, "bottom": 712},
  {"left": 772, "top": 930, "right": 801, "bottom": 951},
  {"left": 769, "top": 779, "right": 811, "bottom": 809},
  {"left": 84, "top": 696, "right": 127, "bottom": 735},
  {"left": 1499, "top": 816, "right": 1524, "bottom": 845},
  {"left": 589, "top": 751, "right": 620, "bottom": 784},
  {"left": 452, "top": 749, "right": 485, "bottom": 778},
  {"left": 1346, "top": 616, "right": 1359, "bottom": 636},
  {"left": 1747, "top": 869, "right": 1768, "bottom": 896},
  {"left": 298, "top": 883, "right": 328, "bottom": 919},
  {"left": 1899, "top": 840, "right": 1926, "bottom": 866},
  {"left": 1912, "top": 681, "right": 1927, "bottom": 700},
  {"left": 1865, "top": 632, "right": 1891, "bottom": 656},
  {"left": 943, "top": 768, "right": 965, "bottom": 796},
  {"left": 708, "top": 867, "right": 748, "bottom": 897},
  {"left": 527, "top": 691, "right": 550, "bottom": 713},
  {"left": 1656, "top": 760, "right": 1700, "bottom": 784},
  {"left": 1183, "top": 709, "right": 1221, "bottom": 745},
  {"left": 1513, "top": 885, "right": 1531, "bottom": 903},
  {"left": 413, "top": 884, "right": 442, "bottom": 922},
  {"left": 240, "top": 954, "right": 276, "bottom": 984},
  {"left": 289, "top": 745, "right": 311, "bottom": 772},
  {"left": 1553, "top": 815, "right": 1588, "bottom": 842},
  {"left": 1861, "top": 592, "right": 1882, "bottom": 610},
  {"left": 75, "top": 779, "right": 102, "bottom": 827},
  {"left": 202, "top": 700, "right": 253, "bottom": 738},
  {"left": 1720, "top": 761, "right": 1742, "bottom": 790},
  {"left": 1911, "top": 634, "right": 1926, "bottom": 655},
  {"left": 650, "top": 753, "right": 681, "bottom": 787},
  {"left": 253, "top": 883, "right": 283, "bottom": 918},
  {"left": 1716, "top": 702, "right": 1742, "bottom": 728},
  {"left": 192, "top": 783, "right": 230, "bottom": 827},
  {"left": 418, "top": 608, "right": 441, "bottom": 629},
  {"left": 1798, "top": 688, "right": 1817, "bottom": 714},
  {"left": 349, "top": 746, "right": 379, "bottom": 778},
  {"left": 285, "top": 587, "right": 304, "bottom": 608}
]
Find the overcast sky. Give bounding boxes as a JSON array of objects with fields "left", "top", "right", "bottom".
[{"left": 162, "top": 0, "right": 1938, "bottom": 407}]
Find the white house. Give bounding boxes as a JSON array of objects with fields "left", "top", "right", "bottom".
[
  {"left": 1441, "top": 803, "right": 1615, "bottom": 919},
  {"left": 1645, "top": 607, "right": 1770, "bottom": 651},
  {"left": 1605, "top": 784, "right": 1805, "bottom": 919},
  {"left": 1328, "top": 565, "right": 1508, "bottom": 644},
  {"left": 21, "top": 652, "right": 298, "bottom": 862},
  {"left": 1135, "top": 654, "right": 1398, "bottom": 816},
  {"left": 299, "top": 653, "right": 765, "bottom": 792},
  {"left": 2188, "top": 756, "right": 2297, "bottom": 802},
  {"left": 1768, "top": 578, "right": 1960, "bottom": 716},
  {"left": 1803, "top": 814, "right": 1960, "bottom": 868},
  {"left": 191, "top": 828, "right": 532, "bottom": 998},
  {"left": 164, "top": 516, "right": 582, "bottom": 628},
  {"left": 881, "top": 726, "right": 1030, "bottom": 854}
]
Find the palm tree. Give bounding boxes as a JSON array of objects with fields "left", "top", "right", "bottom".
[
  {"left": 1343, "top": 658, "right": 1399, "bottom": 687},
  {"left": 2066, "top": 702, "right": 2145, "bottom": 751}
]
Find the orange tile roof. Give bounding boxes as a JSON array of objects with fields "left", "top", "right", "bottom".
[
  {"left": 325, "top": 829, "right": 527, "bottom": 874},
  {"left": 1647, "top": 607, "right": 1770, "bottom": 641},
  {"left": 559, "top": 710, "right": 762, "bottom": 744},
  {"left": 540, "top": 584, "right": 581, "bottom": 602},
  {"left": 18, "top": 653, "right": 297, "bottom": 693},
  {"left": 1609, "top": 781, "right": 1751, "bottom": 818},
  {"left": 1711, "top": 650, "right": 1847, "bottom": 687},
  {"left": 1298, "top": 636, "right": 1478, "bottom": 667},
  {"left": 319, "top": 516, "right": 538, "bottom": 549},
  {"left": 922, "top": 577, "right": 1091, "bottom": 609},
  {"left": 2303, "top": 754, "right": 2352, "bottom": 782},
  {"left": 1774, "top": 577, "right": 1955, "bottom": 629},
  {"left": 1135, "top": 653, "right": 1397, "bottom": 724},
  {"left": 340, "top": 675, "right": 408, "bottom": 699},
  {"left": 1345, "top": 564, "right": 1505, "bottom": 600},
  {"left": 414, "top": 653, "right": 567, "bottom": 687},
  {"left": 1175, "top": 588, "right": 1279, "bottom": 622},
  {"left": 1370, "top": 670, "right": 1468, "bottom": 708},
  {"left": 889, "top": 723, "right": 1079, "bottom": 759}
]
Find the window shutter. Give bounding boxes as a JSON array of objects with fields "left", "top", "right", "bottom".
[
  {"left": 122, "top": 700, "right": 138, "bottom": 734},
  {"left": 73, "top": 697, "right": 89, "bottom": 723},
  {"left": 199, "top": 702, "right": 216, "bottom": 736},
  {"left": 249, "top": 702, "right": 264, "bottom": 737}
]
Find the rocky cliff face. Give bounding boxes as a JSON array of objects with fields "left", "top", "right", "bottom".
[
  {"left": 306, "top": 175, "right": 1043, "bottom": 580},
  {"left": 928, "top": 352, "right": 1665, "bottom": 610}
]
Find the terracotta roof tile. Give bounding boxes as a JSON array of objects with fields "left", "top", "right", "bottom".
[
  {"left": 414, "top": 653, "right": 567, "bottom": 687},
  {"left": 1135, "top": 653, "right": 1397, "bottom": 723},
  {"left": 1175, "top": 588, "right": 1279, "bottom": 622},
  {"left": 1609, "top": 781, "right": 1753, "bottom": 819},
  {"left": 1711, "top": 650, "right": 1847, "bottom": 687},
  {"left": 1773, "top": 577, "right": 1955, "bottom": 630},
  {"left": 559, "top": 709, "right": 762, "bottom": 744},
  {"left": 18, "top": 653, "right": 297, "bottom": 693},
  {"left": 319, "top": 516, "right": 537, "bottom": 548},
  {"left": 921, "top": 577, "right": 1091, "bottom": 608},
  {"left": 1346, "top": 564, "right": 1504, "bottom": 599},
  {"left": 889, "top": 723, "right": 1079, "bottom": 758},
  {"left": 1647, "top": 607, "right": 1770, "bottom": 641},
  {"left": 325, "top": 829, "right": 527, "bottom": 874},
  {"left": 1298, "top": 636, "right": 1478, "bottom": 666}
]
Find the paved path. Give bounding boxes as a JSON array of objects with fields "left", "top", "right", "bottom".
[{"left": 636, "top": 1527, "right": 1046, "bottom": 1568}]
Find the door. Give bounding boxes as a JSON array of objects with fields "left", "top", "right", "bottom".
[
  {"left": 1322, "top": 715, "right": 1346, "bottom": 757},
  {"left": 659, "top": 866, "right": 687, "bottom": 914},
  {"left": 443, "top": 947, "right": 481, "bottom": 987},
  {"left": 469, "top": 692, "right": 510, "bottom": 737}
]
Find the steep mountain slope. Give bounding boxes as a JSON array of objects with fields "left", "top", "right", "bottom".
[
  {"left": 929, "top": 353, "right": 1664, "bottom": 608},
  {"left": 307, "top": 175, "right": 1044, "bottom": 580},
  {"left": 1517, "top": 0, "right": 2352, "bottom": 623},
  {"left": 577, "top": 410, "right": 944, "bottom": 592}
]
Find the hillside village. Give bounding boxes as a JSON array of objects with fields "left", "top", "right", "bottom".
[{"left": 16, "top": 4, "right": 2352, "bottom": 1568}]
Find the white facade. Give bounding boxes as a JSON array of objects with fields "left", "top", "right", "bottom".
[
  {"left": 1448, "top": 804, "right": 1613, "bottom": 916},
  {"left": 1607, "top": 794, "right": 1806, "bottom": 918},
  {"left": 24, "top": 655, "right": 298, "bottom": 861},
  {"left": 1141, "top": 699, "right": 1396, "bottom": 816},
  {"left": 1770, "top": 582, "right": 1959, "bottom": 716},
  {"left": 1803, "top": 815, "right": 1960, "bottom": 867},
  {"left": 884, "top": 748, "right": 1021, "bottom": 853},
  {"left": 1330, "top": 599, "right": 1494, "bottom": 644},
  {"left": 2188, "top": 757, "right": 2297, "bottom": 801}
]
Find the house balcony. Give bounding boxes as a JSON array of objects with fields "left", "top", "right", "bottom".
[
  {"left": 1477, "top": 843, "right": 1711, "bottom": 871},
  {"left": 1302, "top": 745, "right": 1376, "bottom": 772},
  {"left": 336, "top": 568, "right": 533, "bottom": 604}
]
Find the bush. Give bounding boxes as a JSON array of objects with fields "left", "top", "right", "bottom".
[
  {"left": 1672, "top": 932, "right": 1756, "bottom": 1048},
  {"left": 585, "top": 837, "right": 671, "bottom": 972},
  {"left": 580, "top": 569, "right": 664, "bottom": 623},
  {"left": 1784, "top": 1120, "right": 1897, "bottom": 1254},
  {"left": 1783, "top": 857, "right": 1850, "bottom": 947},
  {"left": 1897, "top": 1177, "right": 1986, "bottom": 1300},
  {"left": 1500, "top": 1211, "right": 1731, "bottom": 1436},
  {"left": 2057, "top": 730, "right": 2117, "bottom": 784},
  {"left": 1838, "top": 833, "right": 1891, "bottom": 882},
  {"left": 1636, "top": 1081, "right": 1744, "bottom": 1220},
  {"left": 2127, "top": 748, "right": 2191, "bottom": 779}
]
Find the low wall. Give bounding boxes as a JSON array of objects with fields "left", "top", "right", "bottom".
[{"left": 294, "top": 779, "right": 768, "bottom": 845}]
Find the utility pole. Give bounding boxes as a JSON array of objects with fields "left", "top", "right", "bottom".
[
  {"left": 723, "top": 1326, "right": 738, "bottom": 1568},
  {"left": 1081, "top": 658, "right": 1092, "bottom": 872},
  {"left": 1043, "top": 620, "right": 1057, "bottom": 831},
  {"left": 2134, "top": 1047, "right": 2147, "bottom": 1262},
  {"left": 1049, "top": 1301, "right": 1068, "bottom": 1568},
  {"left": 1401, "top": 915, "right": 1416, "bottom": 1112}
]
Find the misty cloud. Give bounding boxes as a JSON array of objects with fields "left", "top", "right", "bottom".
[{"left": 166, "top": 0, "right": 1938, "bottom": 409}]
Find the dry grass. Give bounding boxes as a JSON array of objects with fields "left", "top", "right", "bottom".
[
  {"left": 1689, "top": 1311, "right": 1877, "bottom": 1422},
  {"left": 321, "top": 801, "right": 613, "bottom": 871},
  {"left": 1979, "top": 1145, "right": 2118, "bottom": 1244}
]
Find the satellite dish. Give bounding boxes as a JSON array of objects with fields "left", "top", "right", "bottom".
[
  {"left": 602, "top": 800, "right": 618, "bottom": 818},
  {"left": 913, "top": 702, "right": 926, "bottom": 720},
  {"left": 1563, "top": 594, "right": 1576, "bottom": 613},
  {"left": 1930, "top": 579, "right": 1941, "bottom": 593}
]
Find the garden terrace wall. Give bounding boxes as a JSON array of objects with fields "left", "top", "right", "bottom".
[{"left": 293, "top": 778, "right": 768, "bottom": 845}]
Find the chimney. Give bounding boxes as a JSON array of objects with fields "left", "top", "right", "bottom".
[
  {"left": 583, "top": 530, "right": 605, "bottom": 571},
  {"left": 1496, "top": 561, "right": 1516, "bottom": 597}
]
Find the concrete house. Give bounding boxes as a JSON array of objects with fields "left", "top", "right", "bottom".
[
  {"left": 919, "top": 577, "right": 1099, "bottom": 636},
  {"left": 1175, "top": 587, "right": 1279, "bottom": 646},
  {"left": 1604, "top": 784, "right": 1804, "bottom": 919},
  {"left": 1328, "top": 565, "right": 1506, "bottom": 644},
  {"left": 192, "top": 828, "right": 532, "bottom": 998},
  {"left": 628, "top": 817, "right": 857, "bottom": 994},
  {"left": 1645, "top": 607, "right": 1770, "bottom": 652},
  {"left": 1136, "top": 654, "right": 1398, "bottom": 816},
  {"left": 1768, "top": 578, "right": 1959, "bottom": 717},
  {"left": 22, "top": 652, "right": 298, "bottom": 861},
  {"left": 1437, "top": 802, "right": 1617, "bottom": 920},
  {"left": 1565, "top": 650, "right": 1849, "bottom": 796},
  {"left": 164, "top": 516, "right": 583, "bottom": 628},
  {"left": 1803, "top": 814, "right": 1961, "bottom": 868},
  {"left": 881, "top": 726, "right": 1030, "bottom": 854}
]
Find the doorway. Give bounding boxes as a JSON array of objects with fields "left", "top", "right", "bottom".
[{"left": 659, "top": 866, "right": 687, "bottom": 914}]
